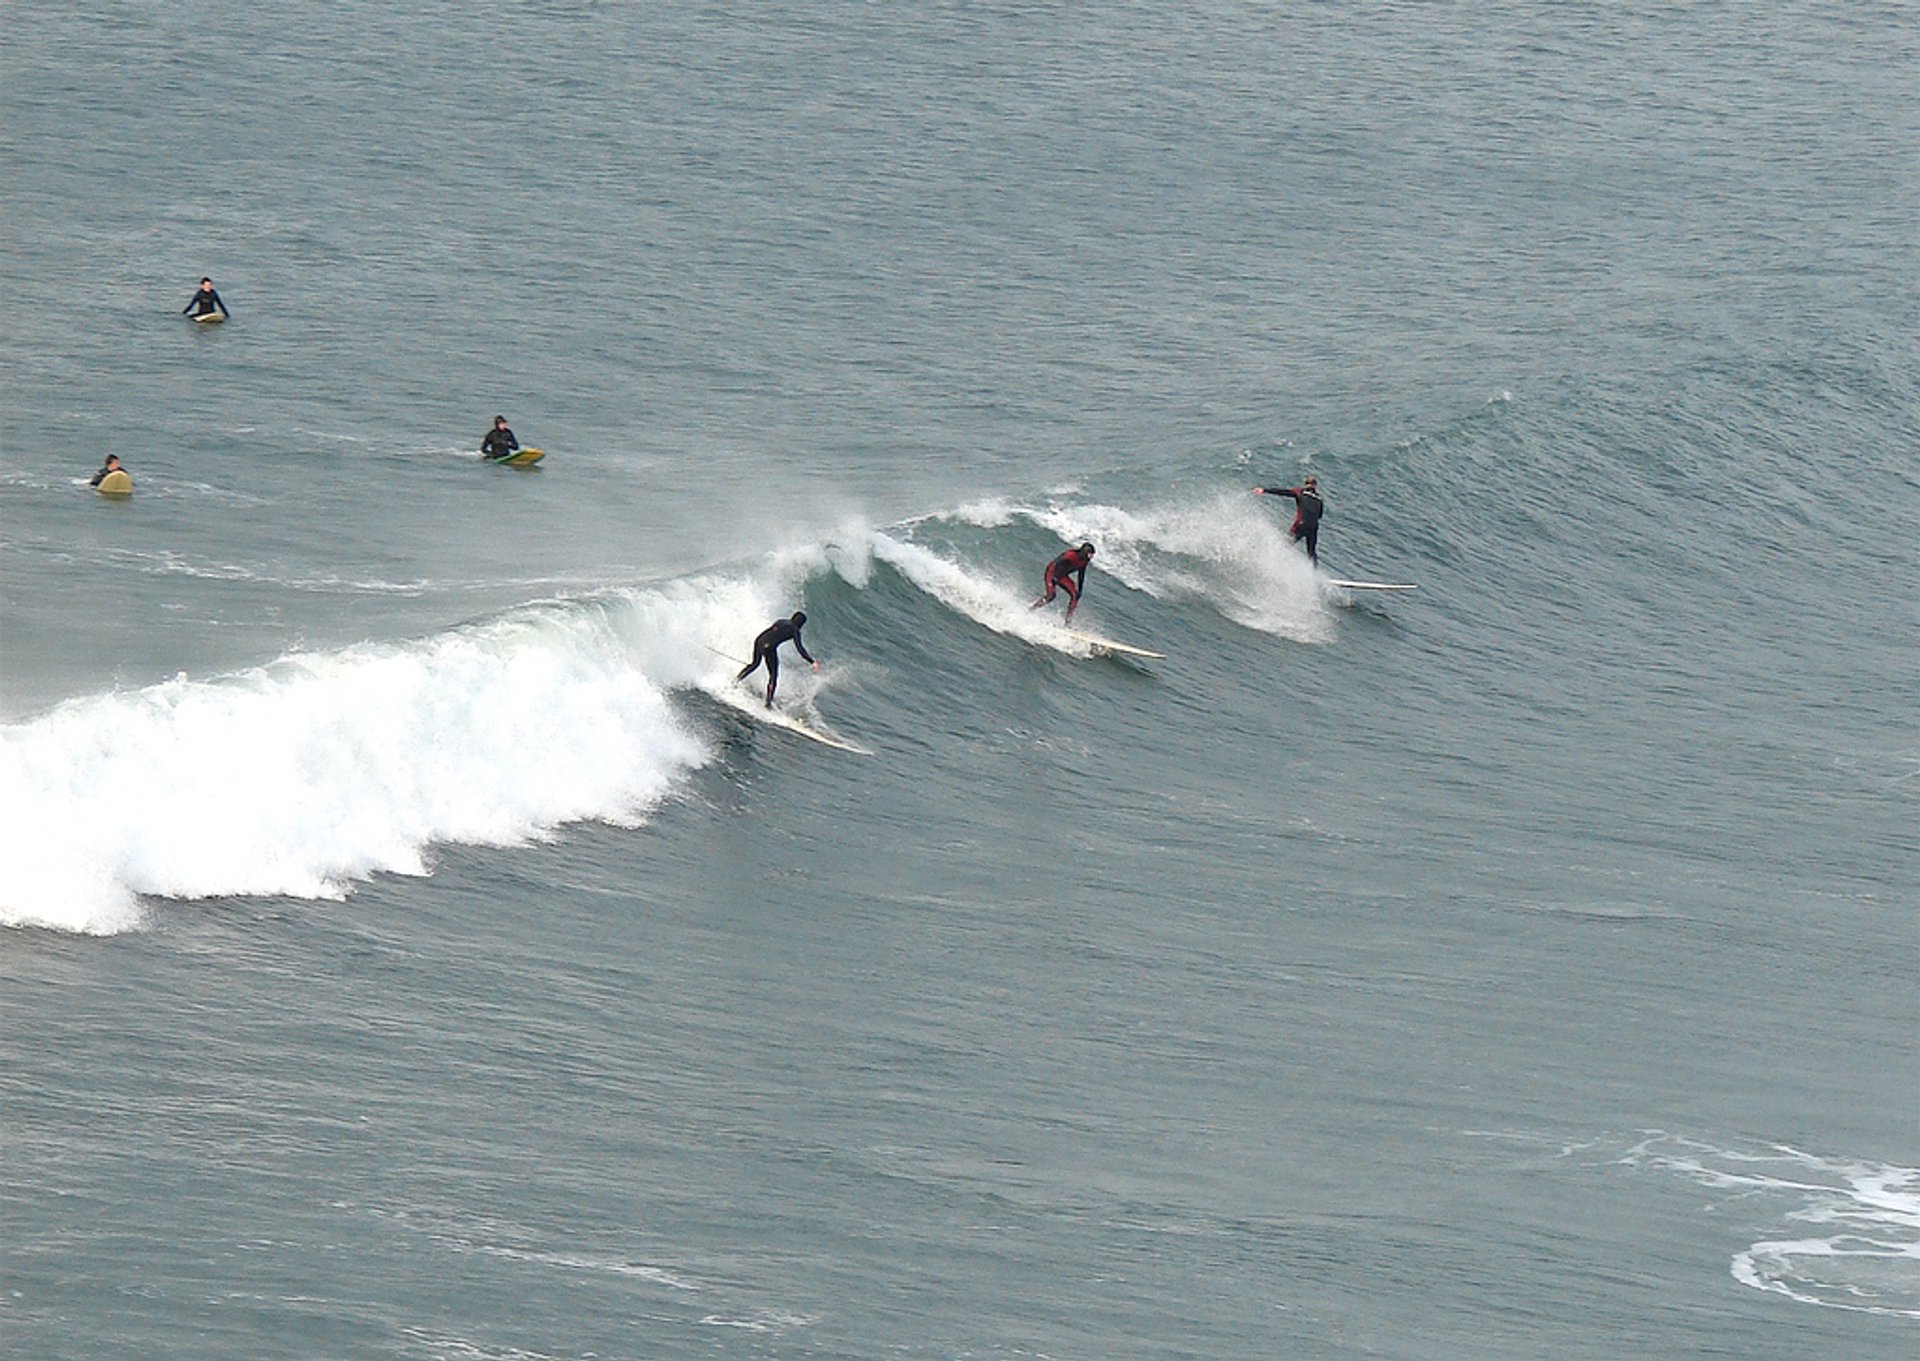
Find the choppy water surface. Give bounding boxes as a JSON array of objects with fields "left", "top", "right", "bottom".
[{"left": 3, "top": 4, "right": 1915, "bottom": 1358}]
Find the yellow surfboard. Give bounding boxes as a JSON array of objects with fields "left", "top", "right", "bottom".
[
  {"left": 487, "top": 447, "right": 545, "bottom": 467},
  {"left": 191, "top": 312, "right": 226, "bottom": 324},
  {"left": 95, "top": 470, "right": 133, "bottom": 497}
]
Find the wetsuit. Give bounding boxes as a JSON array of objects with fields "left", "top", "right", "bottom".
[
  {"left": 1260, "top": 485, "right": 1324, "bottom": 563},
  {"left": 182, "top": 286, "right": 229, "bottom": 318},
  {"left": 89, "top": 461, "right": 121, "bottom": 488},
  {"left": 737, "top": 618, "right": 815, "bottom": 707},
  {"left": 481, "top": 426, "right": 520, "bottom": 460},
  {"left": 1036, "top": 547, "right": 1093, "bottom": 619}
]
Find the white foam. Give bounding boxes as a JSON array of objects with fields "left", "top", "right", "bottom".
[
  {"left": 1625, "top": 1134, "right": 1920, "bottom": 1318},
  {"left": 1021, "top": 492, "right": 1331, "bottom": 641},
  {"left": 868, "top": 531, "right": 1102, "bottom": 656},
  {"left": 0, "top": 600, "right": 714, "bottom": 934}
]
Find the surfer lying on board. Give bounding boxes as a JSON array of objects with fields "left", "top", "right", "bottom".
[
  {"left": 1031, "top": 543, "right": 1095, "bottom": 623},
  {"left": 738, "top": 612, "right": 819, "bottom": 708},
  {"left": 88, "top": 454, "right": 125, "bottom": 488},
  {"left": 480, "top": 416, "right": 519, "bottom": 460},
  {"left": 1253, "top": 476, "right": 1323, "bottom": 563},
  {"left": 182, "top": 277, "right": 230, "bottom": 319}
]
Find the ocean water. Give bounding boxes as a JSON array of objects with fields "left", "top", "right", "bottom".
[{"left": 2, "top": 3, "right": 1915, "bottom": 1358}]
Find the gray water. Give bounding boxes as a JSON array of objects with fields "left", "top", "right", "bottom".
[{"left": 3, "top": 4, "right": 1916, "bottom": 1358}]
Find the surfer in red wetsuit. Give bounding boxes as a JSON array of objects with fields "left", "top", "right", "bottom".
[
  {"left": 1253, "top": 476, "right": 1324, "bottom": 563},
  {"left": 1031, "top": 543, "right": 1095, "bottom": 623},
  {"left": 738, "top": 612, "right": 818, "bottom": 708}
]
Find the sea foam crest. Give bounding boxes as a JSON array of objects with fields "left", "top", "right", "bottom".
[
  {"left": 0, "top": 594, "right": 744, "bottom": 935},
  {"left": 904, "top": 491, "right": 1331, "bottom": 641}
]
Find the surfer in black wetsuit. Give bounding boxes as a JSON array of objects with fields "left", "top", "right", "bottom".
[
  {"left": 738, "top": 611, "right": 818, "bottom": 708},
  {"left": 182, "top": 277, "right": 230, "bottom": 319},
  {"left": 480, "top": 416, "right": 519, "bottom": 461},
  {"left": 89, "top": 454, "right": 124, "bottom": 487},
  {"left": 1253, "top": 476, "right": 1324, "bottom": 563},
  {"left": 1031, "top": 542, "right": 1095, "bottom": 622}
]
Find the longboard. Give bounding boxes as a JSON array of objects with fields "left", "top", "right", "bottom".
[
  {"left": 1324, "top": 579, "right": 1417, "bottom": 591},
  {"left": 94, "top": 470, "right": 133, "bottom": 497},
  {"left": 1060, "top": 628, "right": 1165, "bottom": 660},
  {"left": 712, "top": 684, "right": 871, "bottom": 754},
  {"left": 486, "top": 447, "right": 545, "bottom": 467},
  {"left": 190, "top": 312, "right": 226, "bottom": 324}
]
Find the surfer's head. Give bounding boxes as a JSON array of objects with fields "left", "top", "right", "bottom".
[
  {"left": 1303, "top": 475, "right": 1317, "bottom": 489},
  {"left": 1079, "top": 542, "right": 1095, "bottom": 556},
  {"left": 199, "top": 277, "right": 213, "bottom": 287},
  {"left": 494, "top": 415, "right": 508, "bottom": 428},
  {"left": 790, "top": 611, "right": 807, "bottom": 627}
]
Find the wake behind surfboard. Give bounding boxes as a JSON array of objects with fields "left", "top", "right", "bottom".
[
  {"left": 702, "top": 670, "right": 871, "bottom": 754},
  {"left": 1058, "top": 628, "right": 1165, "bottom": 660}
]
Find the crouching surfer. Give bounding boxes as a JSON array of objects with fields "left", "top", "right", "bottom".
[{"left": 1031, "top": 542, "right": 1095, "bottom": 623}]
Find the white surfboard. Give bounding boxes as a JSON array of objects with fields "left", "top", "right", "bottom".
[
  {"left": 711, "top": 684, "right": 872, "bottom": 754},
  {"left": 1060, "top": 628, "right": 1166, "bottom": 660},
  {"left": 191, "top": 311, "right": 226, "bottom": 324},
  {"left": 1324, "top": 579, "right": 1417, "bottom": 592}
]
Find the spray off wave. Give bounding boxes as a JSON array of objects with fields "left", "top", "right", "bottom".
[{"left": 2, "top": 493, "right": 1336, "bottom": 933}]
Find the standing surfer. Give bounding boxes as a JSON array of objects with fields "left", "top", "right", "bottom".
[
  {"left": 1031, "top": 543, "right": 1095, "bottom": 623},
  {"left": 480, "top": 416, "right": 520, "bottom": 461},
  {"left": 1253, "top": 476, "right": 1324, "bottom": 564},
  {"left": 738, "top": 612, "right": 819, "bottom": 708},
  {"left": 182, "top": 277, "right": 230, "bottom": 320}
]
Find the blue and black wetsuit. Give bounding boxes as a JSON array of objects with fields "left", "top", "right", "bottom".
[
  {"left": 737, "top": 613, "right": 814, "bottom": 707},
  {"left": 481, "top": 425, "right": 520, "bottom": 460},
  {"left": 183, "top": 285, "right": 229, "bottom": 318}
]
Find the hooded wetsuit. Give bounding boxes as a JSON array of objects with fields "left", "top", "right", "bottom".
[{"left": 481, "top": 426, "right": 520, "bottom": 459}]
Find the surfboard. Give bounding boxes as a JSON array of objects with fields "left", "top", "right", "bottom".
[
  {"left": 712, "top": 685, "right": 872, "bottom": 754},
  {"left": 1324, "top": 579, "right": 1417, "bottom": 591},
  {"left": 191, "top": 312, "right": 225, "bottom": 324},
  {"left": 1060, "top": 628, "right": 1166, "bottom": 660},
  {"left": 94, "top": 470, "right": 133, "bottom": 497},
  {"left": 486, "top": 447, "right": 544, "bottom": 467}
]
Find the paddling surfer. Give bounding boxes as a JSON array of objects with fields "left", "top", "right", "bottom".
[
  {"left": 1031, "top": 543, "right": 1095, "bottom": 623},
  {"left": 738, "top": 612, "right": 819, "bottom": 708},
  {"left": 89, "top": 454, "right": 126, "bottom": 487},
  {"left": 1253, "top": 476, "right": 1324, "bottom": 563}
]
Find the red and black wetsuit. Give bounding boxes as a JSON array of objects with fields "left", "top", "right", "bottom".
[
  {"left": 1038, "top": 546, "right": 1093, "bottom": 614},
  {"left": 1260, "top": 486, "right": 1324, "bottom": 563},
  {"left": 737, "top": 616, "right": 814, "bottom": 706}
]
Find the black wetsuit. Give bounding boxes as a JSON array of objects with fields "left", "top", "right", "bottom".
[
  {"left": 1260, "top": 486, "right": 1324, "bottom": 563},
  {"left": 481, "top": 427, "right": 520, "bottom": 460},
  {"left": 1038, "top": 548, "right": 1093, "bottom": 613},
  {"left": 89, "top": 461, "right": 121, "bottom": 488},
  {"left": 182, "top": 287, "right": 229, "bottom": 318},
  {"left": 737, "top": 618, "right": 815, "bottom": 706}
]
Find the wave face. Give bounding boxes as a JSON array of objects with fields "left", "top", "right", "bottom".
[{"left": 0, "top": 494, "right": 1339, "bottom": 933}]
